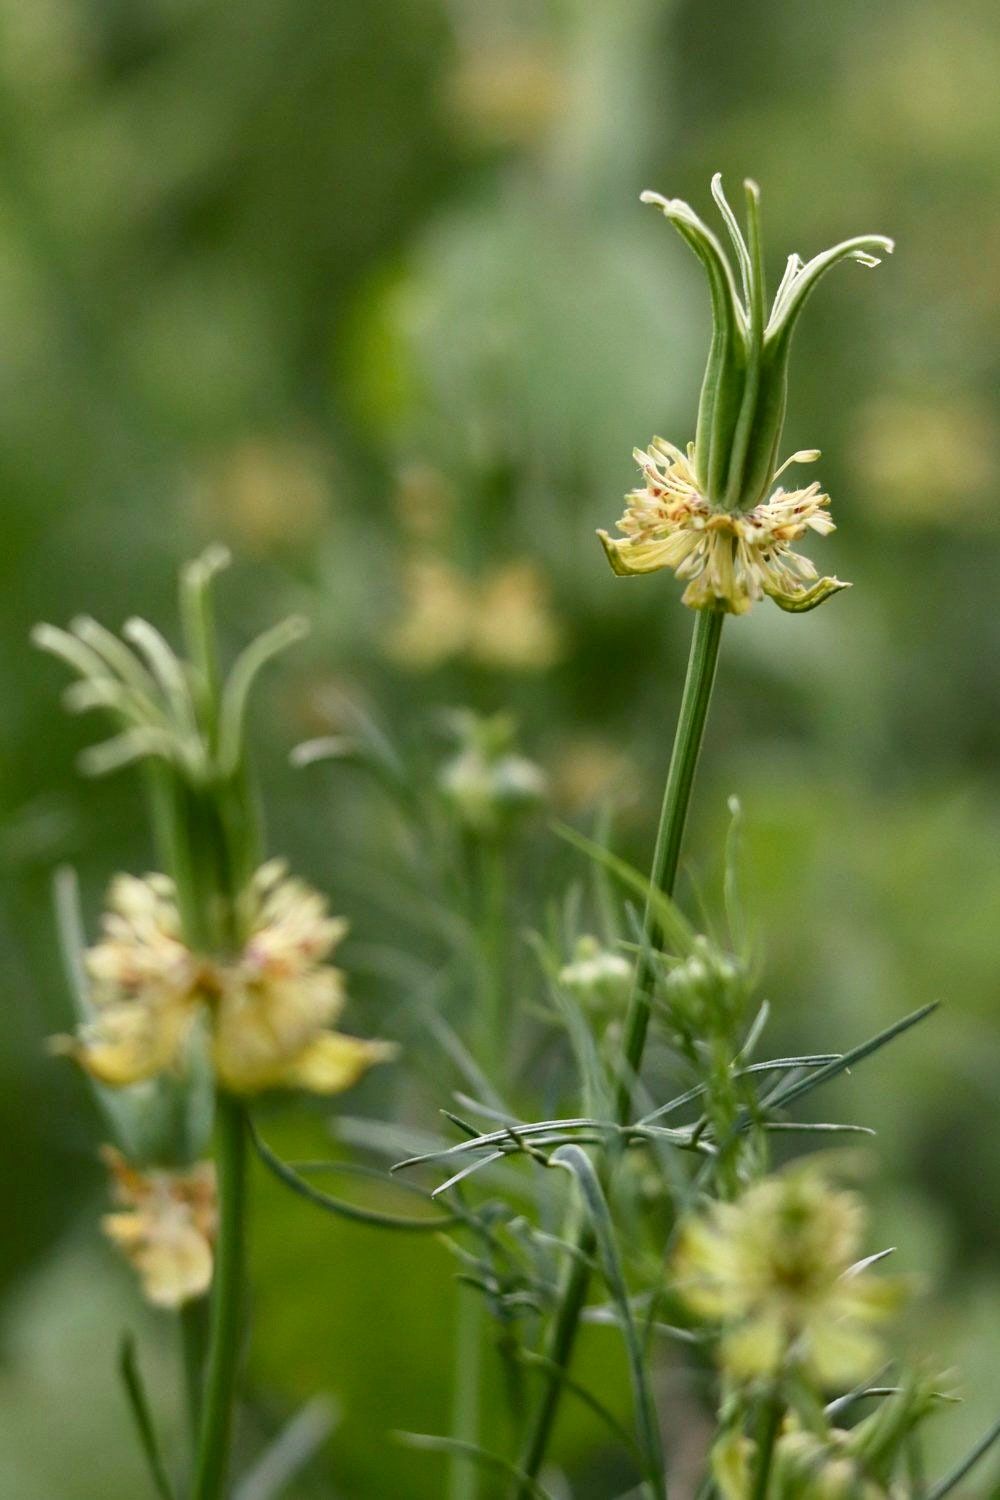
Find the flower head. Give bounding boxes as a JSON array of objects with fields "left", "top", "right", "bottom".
[
  {"left": 55, "top": 865, "right": 395, "bottom": 1097},
  {"left": 673, "top": 1172, "right": 907, "bottom": 1386},
  {"left": 437, "top": 710, "right": 547, "bottom": 838},
  {"left": 53, "top": 873, "right": 204, "bottom": 1085},
  {"left": 100, "top": 1146, "right": 217, "bottom": 1308},
  {"left": 558, "top": 935, "right": 632, "bottom": 1010},
  {"left": 599, "top": 176, "right": 892, "bottom": 614},
  {"left": 599, "top": 439, "right": 846, "bottom": 614},
  {"left": 213, "top": 861, "right": 396, "bottom": 1094}
]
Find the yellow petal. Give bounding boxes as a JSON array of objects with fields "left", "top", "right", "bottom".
[
  {"left": 720, "top": 1311, "right": 787, "bottom": 1378},
  {"left": 598, "top": 530, "right": 690, "bottom": 577},
  {"left": 283, "top": 1032, "right": 398, "bottom": 1095},
  {"left": 54, "top": 999, "right": 194, "bottom": 1086},
  {"left": 767, "top": 577, "right": 851, "bottom": 613},
  {"left": 805, "top": 1314, "right": 882, "bottom": 1387}
]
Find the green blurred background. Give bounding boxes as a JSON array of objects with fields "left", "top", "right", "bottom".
[{"left": 2, "top": 0, "right": 999, "bottom": 1495}]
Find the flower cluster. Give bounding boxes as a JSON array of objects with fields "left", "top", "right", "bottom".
[
  {"left": 101, "top": 1146, "right": 217, "bottom": 1308},
  {"left": 599, "top": 439, "right": 845, "bottom": 615},
  {"left": 674, "top": 1171, "right": 906, "bottom": 1384},
  {"left": 56, "top": 862, "right": 395, "bottom": 1096}
]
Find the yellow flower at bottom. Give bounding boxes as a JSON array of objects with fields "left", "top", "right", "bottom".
[
  {"left": 100, "top": 1146, "right": 216, "bottom": 1308},
  {"left": 598, "top": 439, "right": 849, "bottom": 615},
  {"left": 673, "top": 1172, "right": 906, "bottom": 1386}
]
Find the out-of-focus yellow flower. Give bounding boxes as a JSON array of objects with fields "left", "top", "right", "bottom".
[
  {"left": 192, "top": 437, "right": 329, "bottom": 553},
  {"left": 55, "top": 865, "right": 395, "bottom": 1097},
  {"left": 599, "top": 439, "right": 847, "bottom": 615},
  {"left": 854, "top": 396, "right": 996, "bottom": 521},
  {"left": 54, "top": 873, "right": 204, "bottom": 1085},
  {"left": 712, "top": 1423, "right": 891, "bottom": 1500},
  {"left": 385, "top": 558, "right": 472, "bottom": 670},
  {"left": 100, "top": 1146, "right": 217, "bottom": 1309},
  {"left": 386, "top": 556, "right": 564, "bottom": 671},
  {"left": 673, "top": 1172, "right": 906, "bottom": 1385},
  {"left": 213, "top": 860, "right": 396, "bottom": 1093},
  {"left": 472, "top": 562, "right": 564, "bottom": 669},
  {"left": 447, "top": 43, "right": 566, "bottom": 148}
]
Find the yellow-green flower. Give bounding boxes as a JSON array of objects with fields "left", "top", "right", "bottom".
[
  {"left": 54, "top": 863, "right": 395, "bottom": 1096},
  {"left": 100, "top": 1146, "right": 217, "bottom": 1308},
  {"left": 673, "top": 1172, "right": 906, "bottom": 1385},
  {"left": 712, "top": 1424, "right": 892, "bottom": 1500},
  {"left": 599, "top": 438, "right": 845, "bottom": 615}
]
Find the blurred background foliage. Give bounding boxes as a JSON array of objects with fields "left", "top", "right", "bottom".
[{"left": 2, "top": 0, "right": 999, "bottom": 1494}]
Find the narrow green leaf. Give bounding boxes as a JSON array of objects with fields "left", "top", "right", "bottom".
[
  {"left": 118, "top": 1333, "right": 176, "bottom": 1500},
  {"left": 250, "top": 1122, "right": 458, "bottom": 1231},
  {"left": 925, "top": 1416, "right": 1000, "bottom": 1499},
  {"left": 762, "top": 1003, "right": 938, "bottom": 1114},
  {"left": 518, "top": 1349, "right": 639, "bottom": 1456},
  {"left": 394, "top": 1432, "right": 558, "bottom": 1500},
  {"left": 551, "top": 1145, "right": 665, "bottom": 1498},
  {"left": 234, "top": 1396, "right": 337, "bottom": 1500}
]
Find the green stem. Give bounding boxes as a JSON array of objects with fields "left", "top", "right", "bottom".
[
  {"left": 192, "top": 1094, "right": 247, "bottom": 1500},
  {"left": 180, "top": 1297, "right": 209, "bottom": 1459},
  {"left": 514, "top": 607, "right": 725, "bottom": 1494},
  {"left": 448, "top": 840, "right": 508, "bottom": 1500},
  {"left": 750, "top": 1388, "right": 782, "bottom": 1500},
  {"left": 450, "top": 1287, "right": 485, "bottom": 1500}
]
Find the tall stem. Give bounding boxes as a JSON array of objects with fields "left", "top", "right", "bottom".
[
  {"left": 449, "top": 839, "right": 508, "bottom": 1500},
  {"left": 750, "top": 1387, "right": 782, "bottom": 1500},
  {"left": 192, "top": 1093, "right": 247, "bottom": 1500},
  {"left": 515, "top": 607, "right": 724, "bottom": 1494}
]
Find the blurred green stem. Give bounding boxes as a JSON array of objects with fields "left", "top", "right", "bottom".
[
  {"left": 191, "top": 1094, "right": 247, "bottom": 1500},
  {"left": 180, "top": 1297, "right": 208, "bottom": 1458},
  {"left": 449, "top": 839, "right": 508, "bottom": 1500},
  {"left": 514, "top": 607, "right": 724, "bottom": 1494},
  {"left": 750, "top": 1387, "right": 782, "bottom": 1500}
]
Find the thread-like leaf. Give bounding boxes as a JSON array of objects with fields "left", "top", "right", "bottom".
[
  {"left": 395, "top": 1432, "right": 559, "bottom": 1500},
  {"left": 551, "top": 1145, "right": 666, "bottom": 1498},
  {"left": 118, "top": 1334, "right": 175, "bottom": 1500},
  {"left": 250, "top": 1122, "right": 458, "bottom": 1231},
  {"left": 925, "top": 1415, "right": 1000, "bottom": 1499}
]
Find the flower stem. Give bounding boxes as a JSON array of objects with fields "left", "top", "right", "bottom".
[
  {"left": 179, "top": 1297, "right": 208, "bottom": 1459},
  {"left": 514, "top": 607, "right": 724, "bottom": 1493},
  {"left": 448, "top": 840, "right": 508, "bottom": 1500},
  {"left": 750, "top": 1387, "right": 783, "bottom": 1500},
  {"left": 191, "top": 1093, "right": 247, "bottom": 1500}
]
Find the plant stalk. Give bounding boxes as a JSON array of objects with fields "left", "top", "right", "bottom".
[
  {"left": 750, "top": 1388, "right": 783, "bottom": 1500},
  {"left": 191, "top": 1092, "right": 248, "bottom": 1500},
  {"left": 449, "top": 838, "right": 509, "bottom": 1500},
  {"left": 514, "top": 606, "right": 724, "bottom": 1493}
]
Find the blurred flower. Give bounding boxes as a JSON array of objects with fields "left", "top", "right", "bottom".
[
  {"left": 101, "top": 1146, "right": 216, "bottom": 1309},
  {"left": 447, "top": 44, "right": 566, "bottom": 149},
  {"left": 386, "top": 556, "right": 564, "bottom": 670},
  {"left": 713, "top": 1422, "right": 893, "bottom": 1500},
  {"left": 558, "top": 935, "right": 632, "bottom": 1009},
  {"left": 854, "top": 396, "right": 996, "bottom": 521},
  {"left": 54, "top": 865, "right": 395, "bottom": 1096},
  {"left": 438, "top": 711, "right": 547, "bottom": 838},
  {"left": 393, "top": 463, "right": 456, "bottom": 543},
  {"left": 673, "top": 1172, "right": 906, "bottom": 1384},
  {"left": 385, "top": 558, "right": 471, "bottom": 669},
  {"left": 214, "top": 860, "right": 396, "bottom": 1094},
  {"left": 659, "top": 933, "right": 746, "bottom": 1037},
  {"left": 599, "top": 439, "right": 845, "bottom": 615},
  {"left": 549, "top": 735, "right": 638, "bottom": 815},
  {"left": 57, "top": 873, "right": 204, "bottom": 1086},
  {"left": 473, "top": 562, "right": 565, "bottom": 668},
  {"left": 192, "top": 437, "right": 330, "bottom": 553}
]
